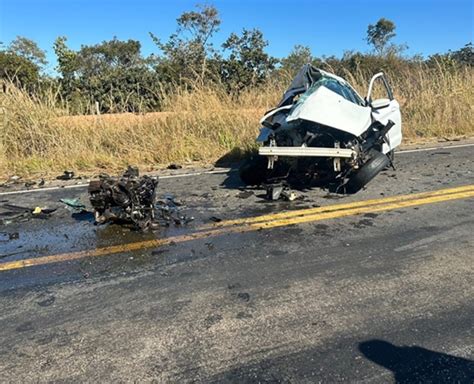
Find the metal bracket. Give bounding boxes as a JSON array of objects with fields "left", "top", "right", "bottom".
[{"left": 333, "top": 141, "right": 341, "bottom": 172}]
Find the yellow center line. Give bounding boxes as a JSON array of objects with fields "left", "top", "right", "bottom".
[
  {"left": 0, "top": 185, "right": 473, "bottom": 272},
  {"left": 245, "top": 189, "right": 474, "bottom": 230},
  {"left": 201, "top": 184, "right": 474, "bottom": 229}
]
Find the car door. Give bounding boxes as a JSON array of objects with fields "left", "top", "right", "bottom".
[{"left": 367, "top": 73, "right": 402, "bottom": 153}]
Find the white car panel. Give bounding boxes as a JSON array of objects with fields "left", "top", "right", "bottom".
[{"left": 286, "top": 86, "right": 372, "bottom": 137}]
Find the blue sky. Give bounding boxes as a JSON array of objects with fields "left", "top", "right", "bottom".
[{"left": 0, "top": 0, "right": 472, "bottom": 74}]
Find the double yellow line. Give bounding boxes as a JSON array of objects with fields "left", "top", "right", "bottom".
[
  {"left": 203, "top": 184, "right": 474, "bottom": 229},
  {"left": 1, "top": 184, "right": 473, "bottom": 272}
]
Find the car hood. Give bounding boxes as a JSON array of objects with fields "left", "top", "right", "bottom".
[{"left": 286, "top": 85, "right": 372, "bottom": 137}]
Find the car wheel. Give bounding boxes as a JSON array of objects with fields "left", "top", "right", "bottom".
[
  {"left": 346, "top": 150, "right": 390, "bottom": 193},
  {"left": 239, "top": 155, "right": 269, "bottom": 185}
]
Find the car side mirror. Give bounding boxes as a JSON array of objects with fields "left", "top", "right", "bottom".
[{"left": 371, "top": 98, "right": 390, "bottom": 110}]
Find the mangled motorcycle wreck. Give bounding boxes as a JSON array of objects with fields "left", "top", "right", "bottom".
[
  {"left": 88, "top": 166, "right": 193, "bottom": 230},
  {"left": 88, "top": 166, "right": 159, "bottom": 230},
  {"left": 240, "top": 65, "right": 402, "bottom": 193}
]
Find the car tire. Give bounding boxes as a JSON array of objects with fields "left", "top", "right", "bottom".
[
  {"left": 346, "top": 150, "right": 390, "bottom": 193},
  {"left": 239, "top": 155, "right": 269, "bottom": 185}
]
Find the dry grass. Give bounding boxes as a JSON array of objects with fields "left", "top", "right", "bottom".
[{"left": 1, "top": 65, "right": 473, "bottom": 178}]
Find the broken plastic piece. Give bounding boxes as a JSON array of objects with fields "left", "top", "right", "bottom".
[
  {"left": 60, "top": 198, "right": 86, "bottom": 211},
  {"left": 266, "top": 184, "right": 284, "bottom": 200},
  {"left": 281, "top": 189, "right": 297, "bottom": 201},
  {"left": 56, "top": 171, "right": 75, "bottom": 180},
  {"left": 265, "top": 184, "right": 297, "bottom": 201},
  {"left": 0, "top": 232, "right": 19, "bottom": 241}
]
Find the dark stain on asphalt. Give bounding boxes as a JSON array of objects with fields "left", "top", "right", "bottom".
[
  {"left": 355, "top": 219, "right": 375, "bottom": 228},
  {"left": 16, "top": 321, "right": 34, "bottom": 332},
  {"left": 204, "top": 313, "right": 223, "bottom": 328},
  {"left": 270, "top": 249, "right": 286, "bottom": 256},
  {"left": 323, "top": 194, "right": 346, "bottom": 200},
  {"left": 237, "top": 292, "right": 250, "bottom": 302},
  {"left": 237, "top": 190, "right": 254, "bottom": 199},
  {"left": 284, "top": 226, "right": 304, "bottom": 236},
  {"left": 36, "top": 333, "right": 55, "bottom": 346},
  {"left": 151, "top": 249, "right": 169, "bottom": 256},
  {"left": 71, "top": 211, "right": 95, "bottom": 223},
  {"left": 363, "top": 212, "right": 379, "bottom": 219},
  {"left": 314, "top": 223, "right": 329, "bottom": 231},
  {"left": 37, "top": 295, "right": 56, "bottom": 307},
  {"left": 236, "top": 312, "right": 253, "bottom": 319}
]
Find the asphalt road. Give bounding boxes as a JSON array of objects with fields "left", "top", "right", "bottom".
[{"left": 0, "top": 142, "right": 473, "bottom": 383}]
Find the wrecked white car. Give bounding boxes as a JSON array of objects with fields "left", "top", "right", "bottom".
[{"left": 240, "top": 65, "right": 402, "bottom": 193}]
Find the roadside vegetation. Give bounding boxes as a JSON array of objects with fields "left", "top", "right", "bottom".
[{"left": 0, "top": 6, "right": 472, "bottom": 177}]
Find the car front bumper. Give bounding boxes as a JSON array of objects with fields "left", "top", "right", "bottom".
[{"left": 258, "top": 146, "right": 357, "bottom": 158}]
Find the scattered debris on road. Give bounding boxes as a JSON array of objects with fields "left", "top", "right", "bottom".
[
  {"left": 0, "top": 176, "right": 22, "bottom": 189},
  {"left": 23, "top": 178, "right": 46, "bottom": 189},
  {"left": 56, "top": 170, "right": 75, "bottom": 180},
  {"left": 155, "top": 194, "right": 193, "bottom": 226},
  {"left": 60, "top": 198, "right": 87, "bottom": 212},
  {"left": 1, "top": 177, "right": 46, "bottom": 190},
  {"left": 265, "top": 183, "right": 297, "bottom": 201},
  {"left": 0, "top": 231, "right": 19, "bottom": 241},
  {"left": 0, "top": 203, "right": 56, "bottom": 224},
  {"left": 167, "top": 163, "right": 183, "bottom": 170}
]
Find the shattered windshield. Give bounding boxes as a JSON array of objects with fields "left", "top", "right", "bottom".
[{"left": 295, "top": 76, "right": 365, "bottom": 107}]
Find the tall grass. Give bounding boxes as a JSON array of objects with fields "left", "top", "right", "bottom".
[{"left": 0, "top": 64, "right": 472, "bottom": 178}]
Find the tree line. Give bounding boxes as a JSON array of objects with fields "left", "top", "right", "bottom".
[{"left": 1, "top": 5, "right": 472, "bottom": 114}]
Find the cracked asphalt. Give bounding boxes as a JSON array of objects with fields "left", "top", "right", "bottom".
[{"left": 0, "top": 141, "right": 473, "bottom": 383}]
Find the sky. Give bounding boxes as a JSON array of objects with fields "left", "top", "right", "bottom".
[{"left": 0, "top": 0, "right": 472, "bottom": 74}]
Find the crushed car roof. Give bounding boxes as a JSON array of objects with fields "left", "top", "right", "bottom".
[{"left": 277, "top": 64, "right": 364, "bottom": 108}]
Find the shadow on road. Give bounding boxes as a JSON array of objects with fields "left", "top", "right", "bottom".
[
  {"left": 359, "top": 339, "right": 474, "bottom": 383},
  {"left": 206, "top": 338, "right": 474, "bottom": 383},
  {"left": 214, "top": 152, "right": 352, "bottom": 195}
]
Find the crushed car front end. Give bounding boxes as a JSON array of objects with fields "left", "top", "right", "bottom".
[{"left": 240, "top": 65, "right": 402, "bottom": 193}]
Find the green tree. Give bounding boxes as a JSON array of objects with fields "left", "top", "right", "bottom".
[
  {"left": 221, "top": 28, "right": 277, "bottom": 91},
  {"left": 0, "top": 51, "right": 39, "bottom": 88},
  {"left": 426, "top": 43, "right": 473, "bottom": 69},
  {"left": 451, "top": 42, "right": 473, "bottom": 66},
  {"left": 366, "top": 18, "right": 396, "bottom": 55},
  {"left": 280, "top": 45, "right": 313, "bottom": 75},
  {"left": 150, "top": 4, "right": 221, "bottom": 84},
  {"left": 53, "top": 36, "right": 79, "bottom": 93},
  {"left": 8, "top": 36, "right": 47, "bottom": 68},
  {"left": 53, "top": 37, "right": 161, "bottom": 113},
  {"left": 75, "top": 38, "right": 142, "bottom": 76}
]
